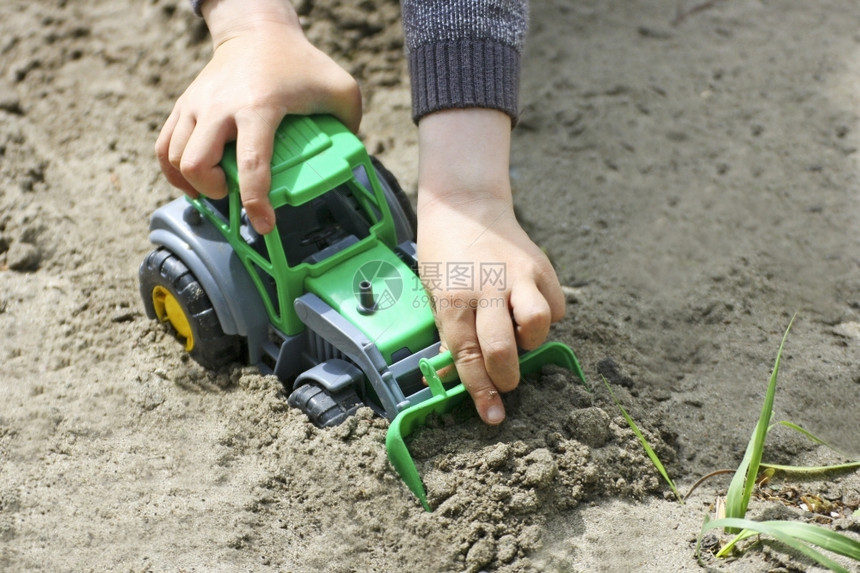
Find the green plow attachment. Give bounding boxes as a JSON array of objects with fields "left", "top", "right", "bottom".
[{"left": 385, "top": 341, "right": 588, "bottom": 511}]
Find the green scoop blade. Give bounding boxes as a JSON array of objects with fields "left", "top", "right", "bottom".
[{"left": 385, "top": 341, "right": 588, "bottom": 511}]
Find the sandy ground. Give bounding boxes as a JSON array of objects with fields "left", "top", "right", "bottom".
[{"left": 1, "top": 0, "right": 859, "bottom": 571}]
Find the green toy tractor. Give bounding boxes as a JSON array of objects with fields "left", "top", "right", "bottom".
[{"left": 139, "top": 115, "right": 586, "bottom": 509}]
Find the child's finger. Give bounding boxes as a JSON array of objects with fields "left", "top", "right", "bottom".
[
  {"left": 156, "top": 143, "right": 197, "bottom": 198},
  {"left": 510, "top": 281, "right": 552, "bottom": 350},
  {"left": 154, "top": 111, "right": 186, "bottom": 190},
  {"left": 235, "top": 109, "right": 281, "bottom": 234},
  {"left": 536, "top": 265, "right": 566, "bottom": 323},
  {"left": 166, "top": 114, "right": 195, "bottom": 172},
  {"left": 475, "top": 299, "right": 520, "bottom": 392},
  {"left": 155, "top": 108, "right": 179, "bottom": 165},
  {"left": 155, "top": 113, "right": 199, "bottom": 196},
  {"left": 437, "top": 306, "right": 507, "bottom": 425},
  {"left": 179, "top": 118, "right": 235, "bottom": 199}
]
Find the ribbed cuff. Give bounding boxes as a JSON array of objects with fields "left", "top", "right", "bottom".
[{"left": 408, "top": 39, "right": 521, "bottom": 126}]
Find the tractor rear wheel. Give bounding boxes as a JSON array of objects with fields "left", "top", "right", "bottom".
[
  {"left": 140, "top": 248, "right": 241, "bottom": 370},
  {"left": 371, "top": 156, "right": 416, "bottom": 242}
]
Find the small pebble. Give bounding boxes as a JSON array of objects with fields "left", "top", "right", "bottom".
[
  {"left": 6, "top": 241, "right": 40, "bottom": 271},
  {"left": 0, "top": 78, "right": 22, "bottom": 114},
  {"left": 465, "top": 537, "right": 495, "bottom": 570},
  {"left": 520, "top": 448, "right": 557, "bottom": 489}
]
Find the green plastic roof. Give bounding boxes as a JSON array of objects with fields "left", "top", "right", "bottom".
[{"left": 222, "top": 115, "right": 366, "bottom": 209}]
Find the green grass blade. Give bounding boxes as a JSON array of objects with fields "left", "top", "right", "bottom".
[
  {"left": 725, "top": 315, "right": 796, "bottom": 527},
  {"left": 760, "top": 460, "right": 860, "bottom": 474},
  {"left": 701, "top": 517, "right": 857, "bottom": 573},
  {"left": 770, "top": 420, "right": 860, "bottom": 460},
  {"left": 716, "top": 521, "right": 860, "bottom": 562},
  {"left": 771, "top": 521, "right": 860, "bottom": 560},
  {"left": 697, "top": 515, "right": 763, "bottom": 562},
  {"left": 718, "top": 528, "right": 759, "bottom": 555},
  {"left": 724, "top": 419, "right": 761, "bottom": 524},
  {"left": 770, "top": 420, "right": 830, "bottom": 445},
  {"left": 760, "top": 418, "right": 860, "bottom": 473},
  {"left": 695, "top": 513, "right": 714, "bottom": 565},
  {"left": 601, "top": 376, "right": 682, "bottom": 502}
]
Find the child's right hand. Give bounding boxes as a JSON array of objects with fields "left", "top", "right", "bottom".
[
  {"left": 415, "top": 109, "right": 566, "bottom": 426},
  {"left": 155, "top": 0, "right": 361, "bottom": 235}
]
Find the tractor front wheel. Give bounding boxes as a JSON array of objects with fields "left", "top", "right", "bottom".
[
  {"left": 288, "top": 382, "right": 362, "bottom": 427},
  {"left": 140, "top": 248, "right": 241, "bottom": 370}
]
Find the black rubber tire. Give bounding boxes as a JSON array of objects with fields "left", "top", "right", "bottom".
[
  {"left": 139, "top": 247, "right": 241, "bottom": 370},
  {"left": 288, "top": 382, "right": 362, "bottom": 428},
  {"left": 371, "top": 156, "right": 416, "bottom": 242}
]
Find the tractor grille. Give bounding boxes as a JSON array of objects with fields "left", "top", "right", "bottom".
[{"left": 307, "top": 330, "right": 345, "bottom": 363}]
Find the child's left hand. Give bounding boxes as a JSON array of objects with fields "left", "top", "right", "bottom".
[{"left": 155, "top": 0, "right": 361, "bottom": 235}]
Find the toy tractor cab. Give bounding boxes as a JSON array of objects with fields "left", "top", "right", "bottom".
[{"left": 139, "top": 115, "right": 587, "bottom": 509}]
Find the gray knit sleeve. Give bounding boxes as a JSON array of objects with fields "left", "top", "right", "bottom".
[{"left": 400, "top": 0, "right": 529, "bottom": 125}]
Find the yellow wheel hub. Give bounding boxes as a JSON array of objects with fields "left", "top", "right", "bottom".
[{"left": 152, "top": 285, "right": 194, "bottom": 352}]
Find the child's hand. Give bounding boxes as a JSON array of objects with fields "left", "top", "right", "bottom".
[
  {"left": 155, "top": 0, "right": 361, "bottom": 234},
  {"left": 416, "top": 109, "right": 566, "bottom": 425}
]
